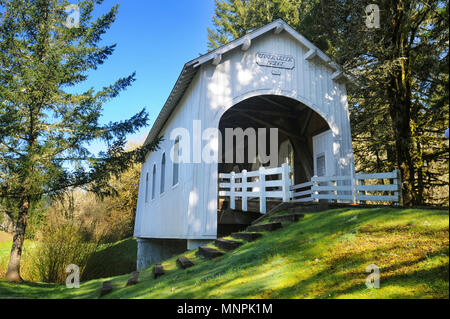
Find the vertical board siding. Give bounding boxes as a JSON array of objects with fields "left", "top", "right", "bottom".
[{"left": 134, "top": 31, "right": 352, "bottom": 239}]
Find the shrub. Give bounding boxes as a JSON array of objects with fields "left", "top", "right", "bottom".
[{"left": 30, "top": 214, "right": 102, "bottom": 284}]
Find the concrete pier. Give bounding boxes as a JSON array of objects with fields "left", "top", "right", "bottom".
[{"left": 136, "top": 238, "right": 187, "bottom": 270}]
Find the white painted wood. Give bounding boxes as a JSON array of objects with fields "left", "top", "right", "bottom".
[
  {"left": 331, "top": 71, "right": 344, "bottom": 81},
  {"left": 357, "top": 178, "right": 365, "bottom": 204},
  {"left": 263, "top": 166, "right": 283, "bottom": 175},
  {"left": 357, "top": 195, "right": 399, "bottom": 202},
  {"left": 290, "top": 181, "right": 313, "bottom": 190},
  {"left": 241, "top": 37, "right": 251, "bottom": 51},
  {"left": 312, "top": 185, "right": 352, "bottom": 192},
  {"left": 281, "top": 163, "right": 291, "bottom": 202},
  {"left": 293, "top": 189, "right": 313, "bottom": 197},
  {"left": 312, "top": 130, "right": 335, "bottom": 179},
  {"left": 393, "top": 169, "right": 402, "bottom": 206},
  {"left": 242, "top": 170, "right": 248, "bottom": 211},
  {"left": 230, "top": 172, "right": 236, "bottom": 210},
  {"left": 313, "top": 194, "right": 354, "bottom": 201},
  {"left": 246, "top": 170, "right": 260, "bottom": 178},
  {"left": 218, "top": 165, "right": 292, "bottom": 213},
  {"left": 266, "top": 180, "right": 283, "bottom": 187},
  {"left": 289, "top": 170, "right": 402, "bottom": 204},
  {"left": 212, "top": 53, "right": 222, "bottom": 66},
  {"left": 259, "top": 167, "right": 266, "bottom": 214},
  {"left": 350, "top": 160, "right": 357, "bottom": 204},
  {"left": 312, "top": 175, "right": 319, "bottom": 203},
  {"left": 304, "top": 49, "right": 317, "bottom": 60},
  {"left": 312, "top": 175, "right": 351, "bottom": 182},
  {"left": 356, "top": 184, "right": 398, "bottom": 191},
  {"left": 274, "top": 22, "right": 284, "bottom": 34},
  {"left": 356, "top": 171, "right": 397, "bottom": 179},
  {"left": 134, "top": 21, "right": 354, "bottom": 240}
]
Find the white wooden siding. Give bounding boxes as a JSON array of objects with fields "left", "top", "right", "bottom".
[{"left": 134, "top": 30, "right": 353, "bottom": 239}]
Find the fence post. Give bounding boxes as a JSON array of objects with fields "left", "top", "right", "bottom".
[
  {"left": 359, "top": 178, "right": 366, "bottom": 204},
  {"left": 259, "top": 167, "right": 266, "bottom": 214},
  {"left": 281, "top": 163, "right": 291, "bottom": 202},
  {"left": 333, "top": 179, "right": 337, "bottom": 203},
  {"left": 312, "top": 175, "right": 319, "bottom": 202},
  {"left": 242, "top": 170, "right": 248, "bottom": 211},
  {"left": 230, "top": 171, "right": 236, "bottom": 210},
  {"left": 350, "top": 166, "right": 357, "bottom": 204},
  {"left": 393, "top": 169, "right": 402, "bottom": 206}
]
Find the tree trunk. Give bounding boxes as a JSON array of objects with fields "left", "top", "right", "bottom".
[
  {"left": 416, "top": 141, "right": 424, "bottom": 205},
  {"left": 391, "top": 115, "right": 415, "bottom": 206},
  {"left": 388, "top": 0, "right": 416, "bottom": 206},
  {"left": 5, "top": 198, "right": 30, "bottom": 282}
]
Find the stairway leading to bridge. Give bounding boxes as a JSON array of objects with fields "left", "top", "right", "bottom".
[
  {"left": 100, "top": 207, "right": 311, "bottom": 297},
  {"left": 216, "top": 208, "right": 262, "bottom": 237}
]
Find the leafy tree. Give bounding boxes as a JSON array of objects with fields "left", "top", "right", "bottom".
[
  {"left": 0, "top": 0, "right": 159, "bottom": 282},
  {"left": 208, "top": 0, "right": 449, "bottom": 205},
  {"left": 208, "top": 0, "right": 313, "bottom": 50}
]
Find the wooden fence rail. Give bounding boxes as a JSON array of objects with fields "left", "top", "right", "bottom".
[
  {"left": 290, "top": 169, "right": 401, "bottom": 204},
  {"left": 218, "top": 163, "right": 292, "bottom": 214},
  {"left": 220, "top": 166, "right": 402, "bottom": 214}
]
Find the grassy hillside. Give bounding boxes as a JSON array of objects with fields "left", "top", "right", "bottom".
[
  {"left": 82, "top": 238, "right": 137, "bottom": 281},
  {"left": 0, "top": 207, "right": 448, "bottom": 299},
  {"left": 0, "top": 233, "right": 136, "bottom": 283}
]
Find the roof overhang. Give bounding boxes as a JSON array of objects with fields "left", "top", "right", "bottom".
[{"left": 143, "top": 19, "right": 350, "bottom": 146}]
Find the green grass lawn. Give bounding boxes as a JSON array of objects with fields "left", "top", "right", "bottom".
[
  {"left": 82, "top": 238, "right": 137, "bottom": 281},
  {"left": 0, "top": 232, "right": 13, "bottom": 269},
  {"left": 0, "top": 207, "right": 448, "bottom": 299},
  {"left": 0, "top": 233, "right": 136, "bottom": 283}
]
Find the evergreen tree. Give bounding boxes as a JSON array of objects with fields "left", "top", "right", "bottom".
[
  {"left": 0, "top": 0, "right": 159, "bottom": 282},
  {"left": 208, "top": 0, "right": 449, "bottom": 205}
]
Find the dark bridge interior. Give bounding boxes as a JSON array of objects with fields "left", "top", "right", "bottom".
[
  {"left": 217, "top": 95, "right": 330, "bottom": 235},
  {"left": 218, "top": 94, "right": 329, "bottom": 184}
]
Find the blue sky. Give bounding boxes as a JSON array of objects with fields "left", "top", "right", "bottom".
[{"left": 79, "top": 0, "right": 216, "bottom": 151}]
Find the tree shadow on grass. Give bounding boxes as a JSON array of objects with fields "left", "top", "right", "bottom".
[
  {"left": 0, "top": 280, "right": 65, "bottom": 299},
  {"left": 3, "top": 207, "right": 447, "bottom": 299}
]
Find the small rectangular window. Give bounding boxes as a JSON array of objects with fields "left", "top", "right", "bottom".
[
  {"left": 145, "top": 172, "right": 149, "bottom": 203},
  {"left": 173, "top": 137, "right": 180, "bottom": 186},
  {"left": 152, "top": 165, "right": 156, "bottom": 199},
  {"left": 316, "top": 155, "right": 326, "bottom": 177},
  {"left": 160, "top": 154, "right": 166, "bottom": 194}
]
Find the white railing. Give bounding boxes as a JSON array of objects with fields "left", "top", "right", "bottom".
[
  {"left": 218, "top": 163, "right": 292, "bottom": 214},
  {"left": 220, "top": 166, "right": 402, "bottom": 214},
  {"left": 354, "top": 170, "right": 402, "bottom": 203},
  {"left": 290, "top": 169, "right": 402, "bottom": 204},
  {"left": 290, "top": 181, "right": 313, "bottom": 202}
]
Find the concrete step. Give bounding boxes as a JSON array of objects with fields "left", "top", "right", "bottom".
[
  {"left": 214, "top": 238, "right": 243, "bottom": 251},
  {"left": 177, "top": 256, "right": 194, "bottom": 269},
  {"left": 219, "top": 198, "right": 282, "bottom": 214},
  {"left": 231, "top": 232, "right": 263, "bottom": 242},
  {"left": 247, "top": 222, "right": 282, "bottom": 232},
  {"left": 126, "top": 271, "right": 140, "bottom": 286},
  {"left": 250, "top": 202, "right": 298, "bottom": 225},
  {"left": 218, "top": 209, "right": 262, "bottom": 224},
  {"left": 100, "top": 281, "right": 113, "bottom": 297},
  {"left": 198, "top": 246, "right": 224, "bottom": 259},
  {"left": 153, "top": 264, "right": 164, "bottom": 279},
  {"left": 269, "top": 213, "right": 304, "bottom": 223},
  {"left": 288, "top": 203, "right": 329, "bottom": 213}
]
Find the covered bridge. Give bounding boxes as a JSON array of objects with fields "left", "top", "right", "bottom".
[{"left": 134, "top": 19, "right": 354, "bottom": 269}]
